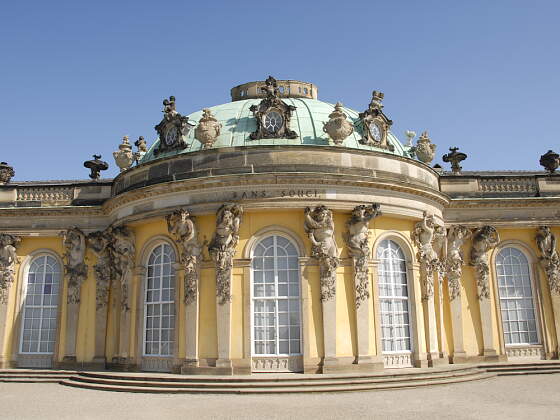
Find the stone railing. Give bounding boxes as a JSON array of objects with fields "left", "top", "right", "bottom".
[
  {"left": 17, "top": 186, "right": 75, "bottom": 202},
  {"left": 478, "top": 177, "right": 537, "bottom": 194}
]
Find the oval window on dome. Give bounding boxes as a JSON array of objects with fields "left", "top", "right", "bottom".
[{"left": 264, "top": 111, "right": 283, "bottom": 134}]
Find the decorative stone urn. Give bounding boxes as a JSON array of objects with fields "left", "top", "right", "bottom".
[
  {"left": 540, "top": 150, "right": 560, "bottom": 174},
  {"left": 414, "top": 131, "right": 436, "bottom": 164},
  {"left": 113, "top": 136, "right": 135, "bottom": 172},
  {"left": 0, "top": 162, "right": 15, "bottom": 185},
  {"left": 322, "top": 102, "right": 354, "bottom": 145},
  {"left": 195, "top": 109, "right": 222, "bottom": 149}
]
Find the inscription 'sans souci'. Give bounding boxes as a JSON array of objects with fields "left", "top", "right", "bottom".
[{"left": 231, "top": 189, "right": 321, "bottom": 200}]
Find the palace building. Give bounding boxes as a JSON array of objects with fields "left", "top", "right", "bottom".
[{"left": 1, "top": 76, "right": 560, "bottom": 378}]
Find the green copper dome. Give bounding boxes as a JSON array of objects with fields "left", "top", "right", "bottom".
[{"left": 140, "top": 97, "right": 413, "bottom": 164}]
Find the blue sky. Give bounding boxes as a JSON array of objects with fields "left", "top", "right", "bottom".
[{"left": 1, "top": 0, "right": 559, "bottom": 180}]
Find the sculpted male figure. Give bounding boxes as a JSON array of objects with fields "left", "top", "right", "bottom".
[
  {"left": 60, "top": 227, "right": 88, "bottom": 304},
  {"left": 0, "top": 234, "right": 20, "bottom": 303}
]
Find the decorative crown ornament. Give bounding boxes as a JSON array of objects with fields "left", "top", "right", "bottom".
[
  {"left": 413, "top": 131, "right": 436, "bottom": 164},
  {"left": 0, "top": 162, "right": 15, "bottom": 185},
  {"left": 195, "top": 108, "right": 222, "bottom": 149},
  {"left": 134, "top": 136, "right": 147, "bottom": 164},
  {"left": 249, "top": 76, "right": 298, "bottom": 140},
  {"left": 154, "top": 96, "right": 193, "bottom": 156},
  {"left": 113, "top": 135, "right": 135, "bottom": 172},
  {"left": 442, "top": 147, "right": 467, "bottom": 174},
  {"left": 358, "top": 90, "right": 394, "bottom": 151},
  {"left": 84, "top": 155, "right": 109, "bottom": 180},
  {"left": 539, "top": 150, "right": 560, "bottom": 174},
  {"left": 322, "top": 102, "right": 354, "bottom": 146}
]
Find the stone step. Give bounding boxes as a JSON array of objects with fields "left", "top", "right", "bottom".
[
  {"left": 60, "top": 372, "right": 495, "bottom": 394},
  {"left": 69, "top": 368, "right": 486, "bottom": 389},
  {"left": 491, "top": 369, "right": 560, "bottom": 376},
  {"left": 0, "top": 378, "right": 63, "bottom": 383}
]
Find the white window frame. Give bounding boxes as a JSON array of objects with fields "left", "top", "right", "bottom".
[
  {"left": 250, "top": 234, "right": 303, "bottom": 358},
  {"left": 142, "top": 242, "right": 176, "bottom": 358},
  {"left": 19, "top": 254, "right": 62, "bottom": 355}
]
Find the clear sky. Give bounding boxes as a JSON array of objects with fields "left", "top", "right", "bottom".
[{"left": 1, "top": 0, "right": 559, "bottom": 180}]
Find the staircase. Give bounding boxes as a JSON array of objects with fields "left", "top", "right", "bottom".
[
  {"left": 0, "top": 369, "right": 75, "bottom": 383},
  {"left": 484, "top": 361, "right": 560, "bottom": 376}
]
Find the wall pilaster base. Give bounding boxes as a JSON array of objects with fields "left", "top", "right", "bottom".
[
  {"left": 483, "top": 349, "right": 501, "bottom": 362},
  {"left": 107, "top": 357, "right": 137, "bottom": 371},
  {"left": 450, "top": 351, "right": 469, "bottom": 364},
  {"left": 56, "top": 356, "right": 77, "bottom": 370}
]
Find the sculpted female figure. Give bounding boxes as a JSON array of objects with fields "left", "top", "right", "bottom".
[
  {"left": 304, "top": 205, "right": 339, "bottom": 301},
  {"left": 446, "top": 225, "right": 471, "bottom": 300},
  {"left": 60, "top": 227, "right": 88, "bottom": 304},
  {"left": 536, "top": 226, "right": 560, "bottom": 294},
  {"left": 109, "top": 225, "right": 135, "bottom": 310},
  {"left": 0, "top": 234, "right": 20, "bottom": 303}
]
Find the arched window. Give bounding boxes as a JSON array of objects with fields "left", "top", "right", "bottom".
[
  {"left": 252, "top": 235, "right": 301, "bottom": 357},
  {"left": 143, "top": 243, "right": 176, "bottom": 357},
  {"left": 376, "top": 239, "right": 412, "bottom": 353},
  {"left": 20, "top": 255, "right": 61, "bottom": 354},
  {"left": 495, "top": 247, "right": 539, "bottom": 345}
]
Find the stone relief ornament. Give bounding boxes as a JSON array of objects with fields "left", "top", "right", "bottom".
[
  {"left": 0, "top": 162, "right": 15, "bottom": 185},
  {"left": 208, "top": 204, "right": 243, "bottom": 305},
  {"left": 344, "top": 204, "right": 381, "bottom": 307},
  {"left": 413, "top": 131, "right": 436, "bottom": 164},
  {"left": 539, "top": 150, "right": 560, "bottom": 174},
  {"left": 249, "top": 76, "right": 298, "bottom": 140},
  {"left": 134, "top": 136, "right": 148, "bottom": 164},
  {"left": 442, "top": 147, "right": 467, "bottom": 174},
  {"left": 87, "top": 229, "right": 113, "bottom": 310},
  {"left": 536, "top": 226, "right": 560, "bottom": 295},
  {"left": 113, "top": 135, "right": 135, "bottom": 172},
  {"left": 167, "top": 209, "right": 204, "bottom": 305},
  {"left": 304, "top": 205, "right": 339, "bottom": 301},
  {"left": 154, "top": 96, "right": 193, "bottom": 156},
  {"left": 469, "top": 226, "right": 500, "bottom": 300},
  {"left": 0, "top": 234, "right": 20, "bottom": 303},
  {"left": 358, "top": 91, "right": 394, "bottom": 151},
  {"left": 60, "top": 227, "right": 88, "bottom": 304},
  {"left": 445, "top": 225, "right": 471, "bottom": 300},
  {"left": 110, "top": 225, "right": 136, "bottom": 311},
  {"left": 322, "top": 102, "right": 354, "bottom": 146},
  {"left": 194, "top": 108, "right": 222, "bottom": 149},
  {"left": 411, "top": 212, "right": 441, "bottom": 300}
]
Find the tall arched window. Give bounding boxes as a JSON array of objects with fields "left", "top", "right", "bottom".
[
  {"left": 143, "top": 243, "right": 176, "bottom": 357},
  {"left": 20, "top": 255, "right": 61, "bottom": 354},
  {"left": 252, "top": 235, "right": 301, "bottom": 358},
  {"left": 376, "top": 239, "right": 412, "bottom": 354},
  {"left": 495, "top": 247, "right": 539, "bottom": 345}
]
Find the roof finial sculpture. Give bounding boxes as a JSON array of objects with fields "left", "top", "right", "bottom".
[
  {"left": 195, "top": 108, "right": 222, "bottom": 149},
  {"left": 113, "top": 135, "right": 134, "bottom": 172},
  {"left": 405, "top": 130, "right": 416, "bottom": 147},
  {"left": 323, "top": 102, "right": 354, "bottom": 146},
  {"left": 413, "top": 131, "right": 436, "bottom": 165},
  {"left": 134, "top": 136, "right": 147, "bottom": 164},
  {"left": 358, "top": 90, "right": 394, "bottom": 151},
  {"left": 154, "top": 95, "right": 192, "bottom": 156},
  {"left": 539, "top": 150, "right": 560, "bottom": 174},
  {"left": 84, "top": 155, "right": 109, "bottom": 180},
  {"left": 442, "top": 147, "right": 467, "bottom": 174},
  {"left": 0, "top": 162, "right": 15, "bottom": 185}
]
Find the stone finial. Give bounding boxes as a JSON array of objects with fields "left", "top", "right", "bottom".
[
  {"left": 261, "top": 76, "right": 279, "bottom": 99},
  {"left": 134, "top": 136, "right": 147, "bottom": 164},
  {"left": 413, "top": 131, "right": 436, "bottom": 165},
  {"left": 442, "top": 147, "right": 467, "bottom": 174},
  {"left": 405, "top": 130, "right": 416, "bottom": 147},
  {"left": 0, "top": 162, "right": 15, "bottom": 185},
  {"left": 113, "top": 135, "right": 134, "bottom": 172},
  {"left": 162, "top": 96, "right": 177, "bottom": 118},
  {"left": 322, "top": 102, "right": 354, "bottom": 146},
  {"left": 370, "top": 91, "right": 384, "bottom": 110},
  {"left": 539, "top": 150, "right": 560, "bottom": 174},
  {"left": 195, "top": 108, "right": 222, "bottom": 149},
  {"left": 84, "top": 155, "right": 109, "bottom": 180}
]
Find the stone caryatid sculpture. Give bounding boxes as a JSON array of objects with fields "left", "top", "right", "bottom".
[
  {"left": 470, "top": 226, "right": 500, "bottom": 299},
  {"left": 304, "top": 205, "right": 339, "bottom": 301},
  {"left": 445, "top": 225, "right": 471, "bottom": 300},
  {"left": 323, "top": 102, "right": 354, "bottom": 146},
  {"left": 344, "top": 204, "right": 381, "bottom": 307},
  {"left": 208, "top": 204, "right": 243, "bottom": 305},
  {"left": 167, "top": 209, "right": 203, "bottom": 305},
  {"left": 411, "top": 212, "right": 440, "bottom": 300},
  {"left": 0, "top": 234, "right": 20, "bottom": 303},
  {"left": 113, "top": 135, "right": 135, "bottom": 172},
  {"left": 60, "top": 227, "right": 88, "bottom": 304},
  {"left": 87, "top": 229, "right": 113, "bottom": 310},
  {"left": 413, "top": 131, "right": 436, "bottom": 165},
  {"left": 536, "top": 226, "right": 560, "bottom": 295},
  {"left": 194, "top": 108, "right": 222, "bottom": 149},
  {"left": 110, "top": 225, "right": 136, "bottom": 311}
]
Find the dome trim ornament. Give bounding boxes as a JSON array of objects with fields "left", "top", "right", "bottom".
[
  {"left": 323, "top": 102, "right": 354, "bottom": 146},
  {"left": 359, "top": 91, "right": 394, "bottom": 151},
  {"left": 154, "top": 96, "right": 193, "bottom": 156},
  {"left": 249, "top": 76, "right": 298, "bottom": 140}
]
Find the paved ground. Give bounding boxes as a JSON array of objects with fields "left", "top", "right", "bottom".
[{"left": 1, "top": 375, "right": 560, "bottom": 419}]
